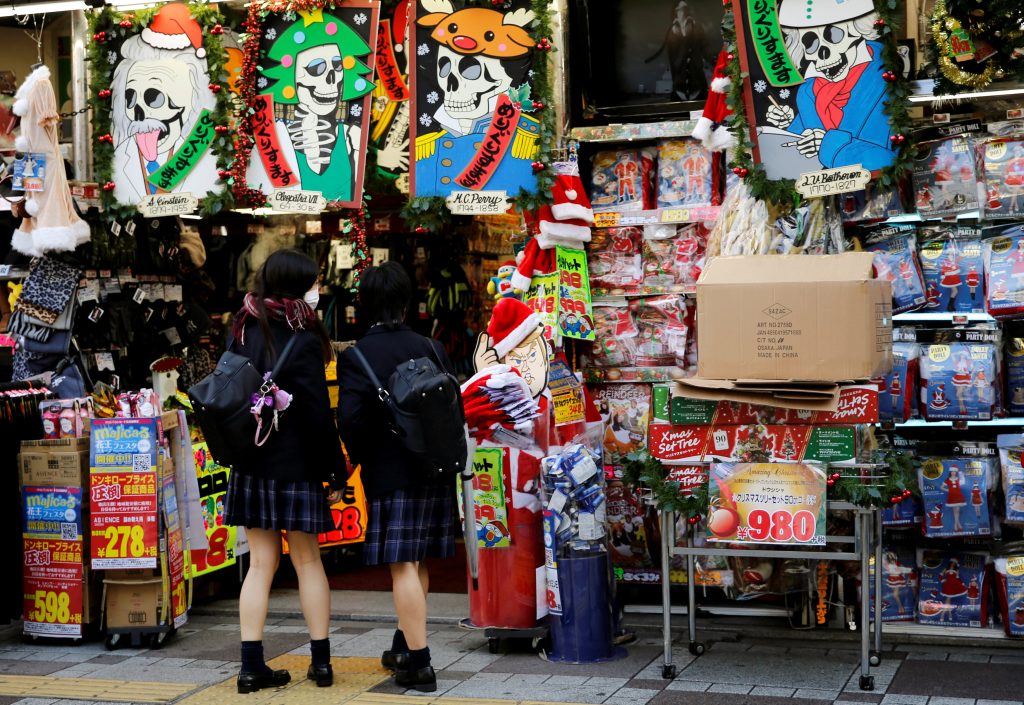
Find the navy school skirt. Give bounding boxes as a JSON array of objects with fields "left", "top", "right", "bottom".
[
  {"left": 363, "top": 482, "right": 456, "bottom": 565},
  {"left": 224, "top": 472, "right": 334, "bottom": 534}
]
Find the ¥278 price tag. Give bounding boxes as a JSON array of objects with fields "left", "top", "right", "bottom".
[{"left": 102, "top": 524, "right": 148, "bottom": 559}]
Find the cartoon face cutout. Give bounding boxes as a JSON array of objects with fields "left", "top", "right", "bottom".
[
  {"left": 123, "top": 59, "right": 193, "bottom": 162},
  {"left": 504, "top": 329, "right": 550, "bottom": 398},
  {"left": 295, "top": 44, "right": 345, "bottom": 117}
]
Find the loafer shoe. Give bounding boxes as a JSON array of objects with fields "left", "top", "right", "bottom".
[
  {"left": 306, "top": 663, "right": 333, "bottom": 687},
  {"left": 381, "top": 649, "right": 409, "bottom": 671},
  {"left": 236, "top": 669, "right": 291, "bottom": 694},
  {"left": 395, "top": 665, "right": 437, "bottom": 693}
]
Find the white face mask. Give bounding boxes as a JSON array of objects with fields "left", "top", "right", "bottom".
[{"left": 304, "top": 286, "right": 320, "bottom": 310}]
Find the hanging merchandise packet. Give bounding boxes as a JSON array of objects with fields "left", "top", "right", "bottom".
[
  {"left": 862, "top": 225, "right": 926, "bottom": 314},
  {"left": 983, "top": 223, "right": 1024, "bottom": 319},
  {"left": 916, "top": 549, "right": 990, "bottom": 628},
  {"left": 913, "top": 135, "right": 980, "bottom": 218},
  {"left": 918, "top": 228, "right": 985, "bottom": 314},
  {"left": 918, "top": 455, "right": 994, "bottom": 538}
]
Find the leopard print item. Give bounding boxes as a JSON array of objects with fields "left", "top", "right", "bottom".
[{"left": 16, "top": 257, "right": 80, "bottom": 318}]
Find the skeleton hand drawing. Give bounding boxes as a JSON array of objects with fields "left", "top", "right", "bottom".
[
  {"left": 796, "top": 129, "right": 825, "bottom": 157},
  {"left": 766, "top": 104, "right": 795, "bottom": 129},
  {"left": 377, "top": 135, "right": 409, "bottom": 171}
]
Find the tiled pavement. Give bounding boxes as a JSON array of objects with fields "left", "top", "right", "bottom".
[{"left": 0, "top": 609, "right": 1021, "bottom": 705}]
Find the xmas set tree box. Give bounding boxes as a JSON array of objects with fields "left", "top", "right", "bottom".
[
  {"left": 665, "top": 385, "right": 879, "bottom": 426},
  {"left": 649, "top": 423, "right": 857, "bottom": 465},
  {"left": 696, "top": 254, "right": 893, "bottom": 381}
]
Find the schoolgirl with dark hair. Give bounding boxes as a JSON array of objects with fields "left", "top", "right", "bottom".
[{"left": 226, "top": 249, "right": 345, "bottom": 693}]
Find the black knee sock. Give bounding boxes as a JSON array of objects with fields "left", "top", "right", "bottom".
[
  {"left": 240, "top": 640, "right": 271, "bottom": 675},
  {"left": 407, "top": 647, "right": 431, "bottom": 670},
  {"left": 391, "top": 629, "right": 408, "bottom": 653},
  {"left": 310, "top": 638, "right": 330, "bottom": 667}
]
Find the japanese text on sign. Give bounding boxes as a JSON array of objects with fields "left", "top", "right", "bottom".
[
  {"left": 746, "top": 0, "right": 802, "bottom": 87},
  {"left": 148, "top": 110, "right": 216, "bottom": 191},
  {"left": 375, "top": 20, "right": 410, "bottom": 101},
  {"left": 456, "top": 95, "right": 520, "bottom": 190},
  {"left": 253, "top": 94, "right": 296, "bottom": 188},
  {"left": 555, "top": 247, "right": 595, "bottom": 341}
]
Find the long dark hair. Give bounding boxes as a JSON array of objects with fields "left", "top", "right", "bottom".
[
  {"left": 358, "top": 261, "right": 412, "bottom": 329},
  {"left": 234, "top": 249, "right": 333, "bottom": 363}
]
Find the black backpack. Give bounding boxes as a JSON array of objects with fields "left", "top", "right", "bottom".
[{"left": 351, "top": 344, "right": 467, "bottom": 481}]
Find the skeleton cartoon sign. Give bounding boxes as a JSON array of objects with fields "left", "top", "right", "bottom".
[
  {"left": 108, "top": 2, "right": 223, "bottom": 206},
  {"left": 410, "top": 0, "right": 542, "bottom": 201},
  {"left": 246, "top": 2, "right": 378, "bottom": 208},
  {"left": 732, "top": 0, "right": 898, "bottom": 181},
  {"left": 369, "top": 0, "right": 411, "bottom": 186}
]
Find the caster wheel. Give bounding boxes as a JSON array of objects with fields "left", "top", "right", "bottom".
[
  {"left": 869, "top": 651, "right": 881, "bottom": 667},
  {"left": 105, "top": 633, "right": 121, "bottom": 651},
  {"left": 661, "top": 664, "right": 677, "bottom": 680},
  {"left": 689, "top": 642, "right": 705, "bottom": 656},
  {"left": 488, "top": 638, "right": 499, "bottom": 654},
  {"left": 859, "top": 675, "right": 874, "bottom": 691}
]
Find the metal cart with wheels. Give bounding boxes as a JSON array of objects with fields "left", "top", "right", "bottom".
[{"left": 656, "top": 463, "right": 886, "bottom": 691}]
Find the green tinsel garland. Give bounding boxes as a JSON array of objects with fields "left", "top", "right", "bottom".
[
  {"left": 87, "top": 2, "right": 236, "bottom": 221},
  {"left": 723, "top": 0, "right": 914, "bottom": 206}
]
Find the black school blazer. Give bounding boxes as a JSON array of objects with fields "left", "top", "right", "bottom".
[
  {"left": 229, "top": 319, "right": 345, "bottom": 483},
  {"left": 336, "top": 324, "right": 453, "bottom": 500}
]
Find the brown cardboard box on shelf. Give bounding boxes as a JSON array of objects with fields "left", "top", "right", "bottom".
[
  {"left": 671, "top": 376, "right": 841, "bottom": 411},
  {"left": 19, "top": 437, "right": 90, "bottom": 488},
  {"left": 103, "top": 577, "right": 163, "bottom": 628},
  {"left": 696, "top": 253, "right": 893, "bottom": 382}
]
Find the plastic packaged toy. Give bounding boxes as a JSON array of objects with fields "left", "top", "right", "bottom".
[
  {"left": 998, "top": 435, "right": 1024, "bottom": 527},
  {"left": 983, "top": 224, "right": 1024, "bottom": 319},
  {"left": 1005, "top": 321, "right": 1024, "bottom": 415},
  {"left": 590, "top": 149, "right": 654, "bottom": 212},
  {"left": 588, "top": 227, "right": 643, "bottom": 295},
  {"left": 586, "top": 300, "right": 638, "bottom": 368},
  {"left": 863, "top": 226, "right": 926, "bottom": 313},
  {"left": 657, "top": 139, "right": 713, "bottom": 209},
  {"left": 918, "top": 456, "right": 994, "bottom": 538},
  {"left": 880, "top": 341, "right": 920, "bottom": 423},
  {"left": 591, "top": 383, "right": 651, "bottom": 475},
  {"left": 634, "top": 295, "right": 688, "bottom": 368},
  {"left": 870, "top": 546, "right": 919, "bottom": 622},
  {"left": 916, "top": 549, "right": 989, "bottom": 628},
  {"left": 918, "top": 230, "right": 986, "bottom": 314},
  {"left": 994, "top": 555, "right": 1024, "bottom": 636},
  {"left": 919, "top": 341, "right": 998, "bottom": 421},
  {"left": 913, "top": 136, "right": 979, "bottom": 218},
  {"left": 978, "top": 137, "right": 1024, "bottom": 218},
  {"left": 840, "top": 183, "right": 905, "bottom": 224}
]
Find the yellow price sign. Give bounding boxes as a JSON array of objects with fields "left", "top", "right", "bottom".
[
  {"left": 660, "top": 208, "right": 690, "bottom": 223},
  {"left": 103, "top": 524, "right": 146, "bottom": 558},
  {"left": 594, "top": 212, "right": 621, "bottom": 228},
  {"left": 30, "top": 589, "right": 71, "bottom": 624}
]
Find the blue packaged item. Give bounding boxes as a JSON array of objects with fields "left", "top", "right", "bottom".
[
  {"left": 998, "top": 435, "right": 1024, "bottom": 526},
  {"left": 656, "top": 139, "right": 713, "bottom": 209},
  {"left": 882, "top": 496, "right": 922, "bottom": 528},
  {"left": 983, "top": 224, "right": 1024, "bottom": 319},
  {"left": 918, "top": 457, "right": 993, "bottom": 538},
  {"left": 1007, "top": 323, "right": 1024, "bottom": 416},
  {"left": 880, "top": 341, "right": 920, "bottom": 423},
  {"left": 917, "top": 550, "right": 989, "bottom": 628},
  {"left": 913, "top": 136, "right": 979, "bottom": 218},
  {"left": 919, "top": 341, "right": 997, "bottom": 421},
  {"left": 918, "top": 232, "right": 986, "bottom": 314},
  {"left": 870, "top": 546, "right": 918, "bottom": 622},
  {"left": 995, "top": 556, "right": 1024, "bottom": 637},
  {"left": 839, "top": 183, "right": 905, "bottom": 224},
  {"left": 865, "top": 227, "right": 926, "bottom": 314}
]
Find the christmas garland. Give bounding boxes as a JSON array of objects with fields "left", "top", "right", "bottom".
[
  {"left": 400, "top": 0, "right": 556, "bottom": 233},
  {"left": 87, "top": 2, "right": 236, "bottom": 220},
  {"left": 722, "top": 0, "right": 914, "bottom": 205},
  {"left": 928, "top": 0, "right": 1024, "bottom": 95},
  {"left": 621, "top": 450, "right": 919, "bottom": 520}
]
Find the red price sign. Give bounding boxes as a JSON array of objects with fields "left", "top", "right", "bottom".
[
  {"left": 90, "top": 471, "right": 158, "bottom": 569},
  {"left": 317, "top": 466, "right": 369, "bottom": 548},
  {"left": 743, "top": 509, "right": 818, "bottom": 543},
  {"left": 22, "top": 538, "right": 84, "bottom": 637}
]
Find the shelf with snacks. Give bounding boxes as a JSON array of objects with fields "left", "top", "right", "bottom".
[
  {"left": 582, "top": 366, "right": 690, "bottom": 384},
  {"left": 592, "top": 206, "right": 721, "bottom": 229},
  {"left": 569, "top": 120, "right": 699, "bottom": 144}
]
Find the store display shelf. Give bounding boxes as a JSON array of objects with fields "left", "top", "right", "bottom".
[
  {"left": 891, "top": 417, "right": 1024, "bottom": 428},
  {"left": 569, "top": 120, "right": 699, "bottom": 143},
  {"left": 593, "top": 206, "right": 720, "bottom": 228},
  {"left": 583, "top": 366, "right": 687, "bottom": 384},
  {"left": 592, "top": 286, "right": 696, "bottom": 300},
  {"left": 882, "top": 622, "right": 1015, "bottom": 640},
  {"left": 893, "top": 312, "right": 995, "bottom": 323},
  {"left": 909, "top": 79, "right": 1024, "bottom": 103}
]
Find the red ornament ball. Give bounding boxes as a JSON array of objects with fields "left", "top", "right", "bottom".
[
  {"left": 882, "top": 70, "right": 897, "bottom": 82},
  {"left": 209, "top": 83, "right": 222, "bottom": 93},
  {"left": 826, "top": 479, "right": 835, "bottom": 487},
  {"left": 831, "top": 472, "right": 841, "bottom": 481},
  {"left": 103, "top": 182, "right": 116, "bottom": 192},
  {"left": 215, "top": 125, "right": 229, "bottom": 134},
  {"left": 874, "top": 18, "right": 886, "bottom": 27},
  {"left": 533, "top": 101, "right": 545, "bottom": 110},
  {"left": 119, "top": 19, "right": 132, "bottom": 28},
  {"left": 414, "top": 226, "right": 429, "bottom": 234},
  {"left": 732, "top": 166, "right": 749, "bottom": 177},
  {"left": 535, "top": 38, "right": 552, "bottom": 50},
  {"left": 98, "top": 89, "right": 112, "bottom": 100},
  {"left": 98, "top": 133, "right": 113, "bottom": 144},
  {"left": 890, "top": 134, "right": 906, "bottom": 145},
  {"left": 217, "top": 170, "right": 231, "bottom": 179},
  {"left": 93, "top": 31, "right": 107, "bottom": 42},
  {"left": 726, "top": 52, "right": 735, "bottom": 61},
  {"left": 891, "top": 496, "right": 901, "bottom": 504},
  {"left": 531, "top": 161, "right": 546, "bottom": 172},
  {"left": 211, "top": 24, "right": 224, "bottom": 35},
  {"left": 688, "top": 515, "right": 700, "bottom": 525},
  {"left": 903, "top": 489, "right": 913, "bottom": 498}
]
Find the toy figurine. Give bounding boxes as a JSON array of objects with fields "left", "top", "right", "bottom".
[{"left": 487, "top": 260, "right": 519, "bottom": 301}]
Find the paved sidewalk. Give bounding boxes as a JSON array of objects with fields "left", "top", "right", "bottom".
[{"left": 0, "top": 590, "right": 1021, "bottom": 705}]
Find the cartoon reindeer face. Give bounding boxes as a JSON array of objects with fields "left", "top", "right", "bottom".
[{"left": 417, "top": 2, "right": 535, "bottom": 58}]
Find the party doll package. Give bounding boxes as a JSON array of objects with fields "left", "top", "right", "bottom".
[
  {"left": 918, "top": 331, "right": 999, "bottom": 421},
  {"left": 913, "top": 135, "right": 980, "bottom": 218},
  {"left": 870, "top": 545, "right": 919, "bottom": 622},
  {"left": 1005, "top": 321, "right": 1024, "bottom": 416},
  {"left": 983, "top": 224, "right": 1024, "bottom": 319},
  {"left": 656, "top": 139, "right": 714, "bottom": 210},
  {"left": 918, "top": 229, "right": 986, "bottom": 314},
  {"left": 994, "top": 554, "right": 1024, "bottom": 636},
  {"left": 862, "top": 225, "right": 926, "bottom": 314},
  {"left": 880, "top": 340, "right": 921, "bottom": 423},
  {"left": 918, "top": 454, "right": 995, "bottom": 538},
  {"left": 978, "top": 137, "right": 1024, "bottom": 219},
  {"left": 917, "top": 549, "right": 990, "bottom": 628},
  {"left": 998, "top": 434, "right": 1024, "bottom": 527}
]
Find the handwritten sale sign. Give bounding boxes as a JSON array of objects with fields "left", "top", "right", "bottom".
[
  {"left": 457, "top": 448, "right": 510, "bottom": 548},
  {"left": 556, "top": 247, "right": 595, "bottom": 342},
  {"left": 707, "top": 462, "right": 826, "bottom": 545}
]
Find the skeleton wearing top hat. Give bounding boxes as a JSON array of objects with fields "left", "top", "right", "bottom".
[{"left": 765, "top": 0, "right": 896, "bottom": 171}]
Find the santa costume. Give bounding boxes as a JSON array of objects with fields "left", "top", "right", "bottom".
[
  {"left": 945, "top": 469, "right": 966, "bottom": 507},
  {"left": 692, "top": 49, "right": 737, "bottom": 151},
  {"left": 10, "top": 66, "right": 90, "bottom": 256}
]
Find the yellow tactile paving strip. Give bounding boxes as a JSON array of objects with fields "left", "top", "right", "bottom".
[{"left": 0, "top": 674, "right": 194, "bottom": 702}]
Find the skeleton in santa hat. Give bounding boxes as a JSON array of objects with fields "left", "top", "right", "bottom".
[
  {"left": 10, "top": 65, "right": 90, "bottom": 256},
  {"left": 110, "top": 2, "right": 221, "bottom": 204}
]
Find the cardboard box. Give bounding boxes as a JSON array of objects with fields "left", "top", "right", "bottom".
[
  {"left": 665, "top": 384, "right": 879, "bottom": 426},
  {"left": 19, "top": 439, "right": 90, "bottom": 488},
  {"left": 696, "top": 254, "right": 892, "bottom": 381},
  {"left": 103, "top": 578, "right": 163, "bottom": 628}
]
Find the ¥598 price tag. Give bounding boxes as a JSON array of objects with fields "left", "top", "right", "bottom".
[{"left": 29, "top": 589, "right": 72, "bottom": 624}]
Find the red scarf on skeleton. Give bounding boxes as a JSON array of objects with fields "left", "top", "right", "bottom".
[{"left": 812, "top": 45, "right": 872, "bottom": 131}]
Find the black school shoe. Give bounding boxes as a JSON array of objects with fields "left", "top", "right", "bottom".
[
  {"left": 395, "top": 665, "right": 437, "bottom": 693},
  {"left": 236, "top": 669, "right": 291, "bottom": 694},
  {"left": 307, "top": 663, "right": 333, "bottom": 687},
  {"left": 381, "top": 649, "right": 409, "bottom": 671}
]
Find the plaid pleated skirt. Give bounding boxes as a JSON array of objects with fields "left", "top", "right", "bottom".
[
  {"left": 224, "top": 473, "right": 334, "bottom": 534},
  {"left": 364, "top": 483, "right": 456, "bottom": 566}
]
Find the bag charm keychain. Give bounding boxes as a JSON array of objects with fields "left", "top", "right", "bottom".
[{"left": 250, "top": 372, "right": 293, "bottom": 446}]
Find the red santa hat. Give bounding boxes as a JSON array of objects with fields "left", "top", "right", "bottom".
[
  {"left": 142, "top": 2, "right": 206, "bottom": 59},
  {"left": 533, "top": 205, "right": 592, "bottom": 250},
  {"left": 511, "top": 237, "right": 556, "bottom": 292},
  {"left": 692, "top": 49, "right": 736, "bottom": 152},
  {"left": 488, "top": 297, "right": 542, "bottom": 360},
  {"left": 550, "top": 171, "right": 594, "bottom": 223}
]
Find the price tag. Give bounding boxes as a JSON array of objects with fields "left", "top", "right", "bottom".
[
  {"left": 28, "top": 589, "right": 73, "bottom": 626},
  {"left": 660, "top": 208, "right": 690, "bottom": 223},
  {"left": 165, "top": 284, "right": 183, "bottom": 302},
  {"left": 0, "top": 264, "right": 10, "bottom": 277},
  {"left": 594, "top": 212, "right": 621, "bottom": 228},
  {"left": 95, "top": 352, "right": 115, "bottom": 372},
  {"left": 162, "top": 327, "right": 182, "bottom": 345},
  {"left": 371, "top": 248, "right": 389, "bottom": 266},
  {"left": 100, "top": 524, "right": 148, "bottom": 559},
  {"left": 132, "top": 288, "right": 146, "bottom": 305},
  {"left": 306, "top": 219, "right": 323, "bottom": 234}
]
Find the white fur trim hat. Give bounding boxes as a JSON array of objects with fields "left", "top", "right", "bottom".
[
  {"left": 141, "top": 2, "right": 206, "bottom": 59},
  {"left": 487, "top": 297, "right": 541, "bottom": 360}
]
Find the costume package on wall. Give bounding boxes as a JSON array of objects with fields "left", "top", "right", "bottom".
[
  {"left": 914, "top": 136, "right": 979, "bottom": 218},
  {"left": 656, "top": 139, "right": 713, "bottom": 209},
  {"left": 881, "top": 496, "right": 922, "bottom": 528},
  {"left": 919, "top": 341, "right": 998, "bottom": 421},
  {"left": 730, "top": 0, "right": 899, "bottom": 179},
  {"left": 863, "top": 226, "right": 926, "bottom": 313},
  {"left": 410, "top": 0, "right": 541, "bottom": 199},
  {"left": 245, "top": 1, "right": 379, "bottom": 207},
  {"left": 918, "top": 232, "right": 985, "bottom": 314},
  {"left": 880, "top": 341, "right": 920, "bottom": 423},
  {"left": 994, "top": 556, "right": 1024, "bottom": 637},
  {"left": 918, "top": 456, "right": 994, "bottom": 538},
  {"left": 984, "top": 224, "right": 1024, "bottom": 319},
  {"left": 998, "top": 435, "right": 1024, "bottom": 526},
  {"left": 606, "top": 480, "right": 659, "bottom": 583},
  {"left": 590, "top": 148, "right": 655, "bottom": 213},
  {"left": 979, "top": 137, "right": 1024, "bottom": 218},
  {"left": 591, "top": 383, "right": 651, "bottom": 476},
  {"left": 1006, "top": 321, "right": 1024, "bottom": 416},
  {"left": 917, "top": 550, "right": 990, "bottom": 628},
  {"left": 588, "top": 227, "right": 643, "bottom": 296},
  {"left": 870, "top": 546, "right": 918, "bottom": 622}
]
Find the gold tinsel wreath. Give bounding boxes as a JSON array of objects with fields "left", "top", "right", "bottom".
[{"left": 932, "top": 0, "right": 1001, "bottom": 89}]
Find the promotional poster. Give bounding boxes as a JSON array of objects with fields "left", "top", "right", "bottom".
[
  {"left": 918, "top": 457, "right": 993, "bottom": 538},
  {"left": 917, "top": 550, "right": 989, "bottom": 628}
]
